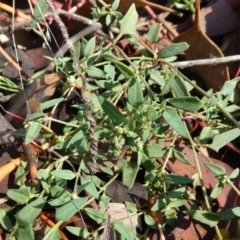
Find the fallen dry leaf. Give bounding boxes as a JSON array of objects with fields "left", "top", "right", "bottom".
[
  {"left": 173, "top": 0, "right": 230, "bottom": 91},
  {"left": 5, "top": 72, "right": 64, "bottom": 127}
]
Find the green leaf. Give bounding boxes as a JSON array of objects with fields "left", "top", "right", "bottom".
[
  {"left": 112, "top": 0, "right": 120, "bottom": 10},
  {"left": 122, "top": 159, "right": 139, "bottom": 189},
  {"left": 128, "top": 77, "right": 143, "bottom": 107},
  {"left": 163, "top": 109, "right": 189, "bottom": 139},
  {"left": 229, "top": 168, "right": 239, "bottom": 179},
  {"left": 219, "top": 77, "right": 240, "bottom": 96},
  {"left": 51, "top": 170, "right": 76, "bottom": 180},
  {"left": 7, "top": 188, "right": 30, "bottom": 204},
  {"left": 114, "top": 61, "right": 135, "bottom": 78},
  {"left": 32, "top": 0, "right": 48, "bottom": 26},
  {"left": 171, "top": 73, "right": 190, "bottom": 97},
  {"left": 74, "top": 41, "right": 81, "bottom": 60},
  {"left": 119, "top": 4, "right": 138, "bottom": 37},
  {"left": 186, "top": 210, "right": 219, "bottom": 227},
  {"left": 173, "top": 149, "right": 191, "bottom": 165},
  {"left": 218, "top": 207, "right": 240, "bottom": 220},
  {"left": 168, "top": 187, "right": 186, "bottom": 198},
  {"left": 208, "top": 128, "right": 240, "bottom": 152},
  {"left": 84, "top": 208, "right": 106, "bottom": 224},
  {"left": 210, "top": 183, "right": 223, "bottom": 201},
  {"left": 168, "top": 97, "right": 202, "bottom": 112},
  {"left": 98, "top": 96, "right": 125, "bottom": 125},
  {"left": 204, "top": 162, "right": 226, "bottom": 176},
  {"left": 113, "top": 222, "right": 134, "bottom": 240},
  {"left": 145, "top": 24, "right": 161, "bottom": 44},
  {"left": 158, "top": 42, "right": 189, "bottom": 58},
  {"left": 15, "top": 197, "right": 46, "bottom": 227},
  {"left": 81, "top": 179, "right": 99, "bottom": 199},
  {"left": 0, "top": 209, "right": 13, "bottom": 231},
  {"left": 83, "top": 36, "right": 96, "bottom": 57},
  {"left": 144, "top": 144, "right": 165, "bottom": 158},
  {"left": 15, "top": 225, "right": 34, "bottom": 240},
  {"left": 56, "top": 197, "right": 88, "bottom": 221},
  {"left": 199, "top": 127, "right": 213, "bottom": 145},
  {"left": 167, "top": 174, "right": 193, "bottom": 184},
  {"left": 160, "top": 71, "right": 175, "bottom": 96},
  {"left": 42, "top": 221, "right": 61, "bottom": 240},
  {"left": 66, "top": 226, "right": 89, "bottom": 238},
  {"left": 86, "top": 66, "right": 105, "bottom": 77},
  {"left": 147, "top": 106, "right": 158, "bottom": 121},
  {"left": 24, "top": 112, "right": 45, "bottom": 122},
  {"left": 40, "top": 97, "right": 64, "bottom": 110},
  {"left": 25, "top": 121, "right": 42, "bottom": 144},
  {"left": 144, "top": 214, "right": 156, "bottom": 228}
]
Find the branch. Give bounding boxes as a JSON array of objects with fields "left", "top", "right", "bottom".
[{"left": 171, "top": 55, "right": 240, "bottom": 68}]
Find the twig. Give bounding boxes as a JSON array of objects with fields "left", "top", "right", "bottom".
[
  {"left": 0, "top": 9, "right": 99, "bottom": 32},
  {"left": 170, "top": 55, "right": 240, "bottom": 68},
  {"left": 46, "top": 0, "right": 98, "bottom": 174}
]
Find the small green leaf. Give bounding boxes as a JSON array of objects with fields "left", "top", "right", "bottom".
[
  {"left": 169, "top": 199, "right": 186, "bottom": 208},
  {"left": 15, "top": 197, "right": 46, "bottom": 227},
  {"left": 168, "top": 97, "right": 203, "bottom": 112},
  {"left": 56, "top": 197, "right": 88, "bottom": 221},
  {"left": 66, "top": 226, "right": 89, "bottom": 238},
  {"left": 25, "top": 121, "right": 42, "bottom": 144},
  {"left": 86, "top": 66, "right": 105, "bottom": 77},
  {"left": 167, "top": 174, "right": 193, "bottom": 184},
  {"left": 51, "top": 170, "right": 76, "bottom": 180},
  {"left": 158, "top": 42, "right": 189, "bottom": 58},
  {"left": 15, "top": 225, "right": 34, "bottom": 240},
  {"left": 145, "top": 24, "right": 161, "bottom": 44},
  {"left": 163, "top": 109, "right": 189, "bottom": 139},
  {"left": 0, "top": 209, "right": 13, "bottom": 231},
  {"left": 42, "top": 221, "right": 61, "bottom": 240},
  {"left": 168, "top": 187, "right": 186, "bottom": 198},
  {"left": 208, "top": 128, "right": 240, "bottom": 152},
  {"left": 74, "top": 41, "right": 81, "bottom": 60},
  {"left": 229, "top": 168, "right": 239, "bottom": 179},
  {"left": 7, "top": 188, "right": 30, "bottom": 204},
  {"left": 186, "top": 210, "right": 219, "bottom": 227},
  {"left": 171, "top": 73, "right": 190, "bottom": 97},
  {"left": 173, "top": 149, "right": 191, "bottom": 165},
  {"left": 122, "top": 159, "right": 139, "bottom": 189},
  {"left": 219, "top": 77, "right": 240, "bottom": 96},
  {"left": 210, "top": 183, "right": 223, "bottom": 201},
  {"left": 119, "top": 4, "right": 138, "bottom": 37},
  {"left": 114, "top": 61, "right": 135, "bottom": 78},
  {"left": 112, "top": 222, "right": 133, "bottom": 240},
  {"left": 81, "top": 179, "right": 99, "bottom": 199},
  {"left": 218, "top": 207, "right": 240, "bottom": 220},
  {"left": 128, "top": 77, "right": 143, "bottom": 107},
  {"left": 199, "top": 127, "right": 213, "bottom": 145},
  {"left": 144, "top": 214, "right": 156, "bottom": 228},
  {"left": 147, "top": 106, "right": 158, "bottom": 121},
  {"left": 112, "top": 0, "right": 120, "bottom": 10},
  {"left": 24, "top": 113, "right": 45, "bottom": 122},
  {"left": 32, "top": 0, "right": 48, "bottom": 26},
  {"left": 40, "top": 97, "right": 64, "bottom": 110},
  {"left": 204, "top": 162, "right": 226, "bottom": 176},
  {"left": 98, "top": 96, "right": 125, "bottom": 125},
  {"left": 83, "top": 37, "right": 96, "bottom": 57},
  {"left": 144, "top": 144, "right": 165, "bottom": 158},
  {"left": 84, "top": 208, "right": 105, "bottom": 224}
]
